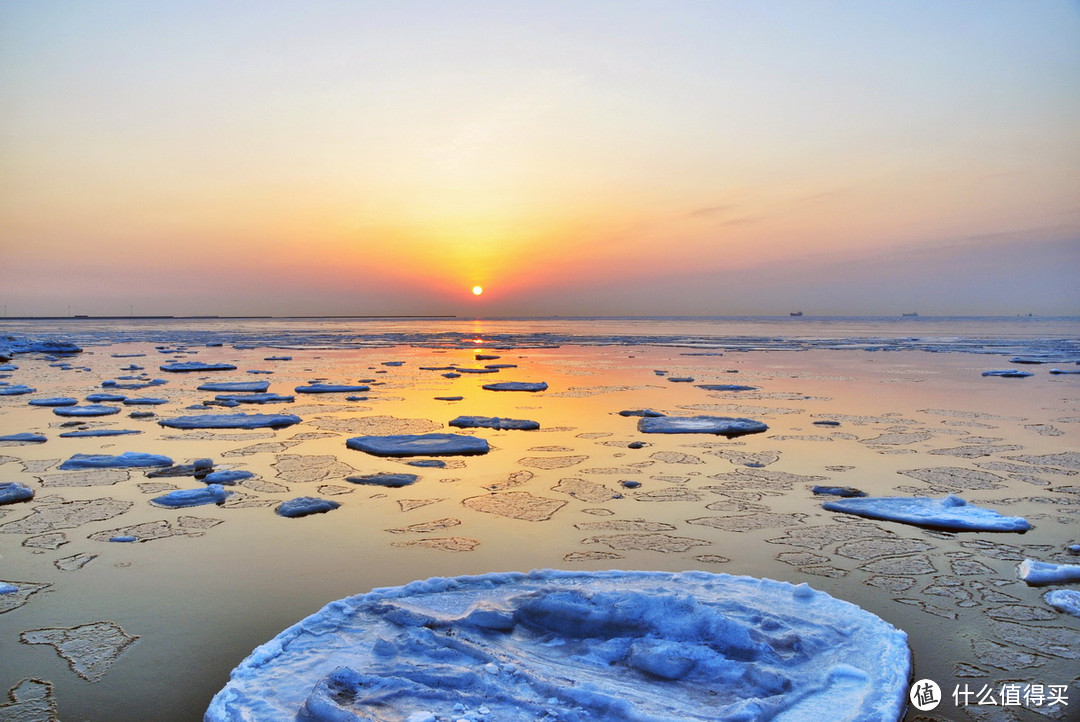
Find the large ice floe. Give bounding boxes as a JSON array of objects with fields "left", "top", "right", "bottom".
[
  {"left": 822, "top": 494, "right": 1031, "bottom": 532},
  {"left": 346, "top": 433, "right": 490, "bottom": 457},
  {"left": 206, "top": 570, "right": 910, "bottom": 721},
  {"left": 637, "top": 415, "right": 768, "bottom": 438}
]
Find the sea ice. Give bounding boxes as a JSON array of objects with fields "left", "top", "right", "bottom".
[
  {"left": 52, "top": 404, "right": 121, "bottom": 417},
  {"left": 0, "top": 482, "right": 35, "bottom": 505},
  {"left": 151, "top": 484, "right": 231, "bottom": 508},
  {"left": 1044, "top": 589, "right": 1080, "bottom": 617},
  {"left": 58, "top": 429, "right": 141, "bottom": 438},
  {"left": 197, "top": 381, "right": 270, "bottom": 392},
  {"left": 205, "top": 570, "right": 910, "bottom": 722},
  {"left": 0, "top": 432, "right": 47, "bottom": 443},
  {"left": 158, "top": 413, "right": 302, "bottom": 429},
  {"left": 822, "top": 495, "right": 1031, "bottom": 532},
  {"left": 346, "top": 433, "right": 490, "bottom": 457},
  {"left": 637, "top": 415, "right": 769, "bottom": 437},
  {"left": 449, "top": 415, "right": 540, "bottom": 431},
  {"left": 482, "top": 381, "right": 548, "bottom": 392},
  {"left": 214, "top": 393, "right": 295, "bottom": 404},
  {"left": 59, "top": 452, "right": 174, "bottom": 470},
  {"left": 27, "top": 397, "right": 78, "bottom": 406},
  {"left": 276, "top": 497, "right": 341, "bottom": 517},
  {"left": 981, "top": 369, "right": 1034, "bottom": 378},
  {"left": 160, "top": 361, "right": 238, "bottom": 372},
  {"left": 86, "top": 393, "right": 127, "bottom": 402},
  {"left": 1017, "top": 559, "right": 1080, "bottom": 586},
  {"left": 202, "top": 470, "right": 254, "bottom": 485},
  {"left": 295, "top": 383, "right": 371, "bottom": 393},
  {"left": 346, "top": 473, "right": 419, "bottom": 488},
  {"left": 696, "top": 384, "right": 758, "bottom": 391},
  {"left": 0, "top": 385, "right": 36, "bottom": 396}
]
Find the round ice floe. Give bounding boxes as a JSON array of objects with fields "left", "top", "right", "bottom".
[
  {"left": 59, "top": 452, "right": 174, "bottom": 470},
  {"left": 346, "top": 433, "right": 490, "bottom": 457},
  {"left": 28, "top": 397, "right": 78, "bottom": 406},
  {"left": 52, "top": 404, "right": 121, "bottom": 417},
  {"left": 160, "top": 361, "right": 237, "bottom": 372},
  {"left": 449, "top": 415, "right": 540, "bottom": 431},
  {"left": 823, "top": 494, "right": 1031, "bottom": 532},
  {"left": 482, "top": 381, "right": 548, "bottom": 392},
  {"left": 206, "top": 570, "right": 910, "bottom": 721},
  {"left": 294, "top": 383, "right": 371, "bottom": 393},
  {"left": 197, "top": 381, "right": 270, "bottom": 393}
]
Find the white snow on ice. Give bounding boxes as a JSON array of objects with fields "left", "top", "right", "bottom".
[{"left": 206, "top": 570, "right": 910, "bottom": 722}]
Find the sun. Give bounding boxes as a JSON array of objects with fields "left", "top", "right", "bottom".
[{"left": 472, "top": 286, "right": 484, "bottom": 296}]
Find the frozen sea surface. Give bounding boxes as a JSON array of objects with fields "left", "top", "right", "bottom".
[{"left": 206, "top": 570, "right": 910, "bottom": 722}]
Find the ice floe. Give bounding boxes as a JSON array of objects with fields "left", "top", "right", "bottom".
[
  {"left": 1017, "top": 559, "right": 1080, "bottom": 585},
  {"left": 696, "top": 384, "right": 757, "bottom": 391},
  {"left": 197, "top": 380, "right": 270, "bottom": 392},
  {"left": 276, "top": 497, "right": 341, "bottom": 518},
  {"left": 160, "top": 361, "right": 237, "bottom": 372},
  {"left": 214, "top": 392, "right": 295, "bottom": 404},
  {"left": 981, "top": 369, "right": 1034, "bottom": 378},
  {"left": 202, "top": 470, "right": 254, "bottom": 485},
  {"left": 0, "top": 432, "right": 47, "bottom": 444},
  {"left": 637, "top": 415, "right": 768, "bottom": 437},
  {"left": 151, "top": 484, "right": 232, "bottom": 508},
  {"left": 822, "top": 494, "right": 1031, "bottom": 532},
  {"left": 52, "top": 404, "right": 121, "bottom": 417},
  {"left": 346, "top": 472, "right": 419, "bottom": 488},
  {"left": 295, "top": 383, "right": 371, "bottom": 393},
  {"left": 0, "top": 385, "right": 36, "bottom": 396},
  {"left": 0, "top": 482, "right": 35, "bottom": 505},
  {"left": 449, "top": 415, "right": 540, "bottom": 431},
  {"left": 346, "top": 433, "right": 490, "bottom": 457},
  {"left": 482, "top": 381, "right": 548, "bottom": 392},
  {"left": 59, "top": 452, "right": 174, "bottom": 470},
  {"left": 205, "top": 569, "right": 910, "bottom": 722},
  {"left": 27, "top": 397, "right": 78, "bottom": 406},
  {"left": 158, "top": 412, "right": 301, "bottom": 429},
  {"left": 1044, "top": 589, "right": 1080, "bottom": 617},
  {"left": 58, "top": 429, "right": 141, "bottom": 438}
]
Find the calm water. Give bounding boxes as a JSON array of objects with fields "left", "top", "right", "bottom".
[{"left": 1, "top": 316, "right": 1077, "bottom": 720}]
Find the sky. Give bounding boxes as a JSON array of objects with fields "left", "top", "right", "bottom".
[{"left": 1, "top": 1, "right": 1078, "bottom": 317}]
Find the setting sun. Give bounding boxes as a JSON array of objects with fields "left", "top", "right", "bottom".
[{"left": 472, "top": 286, "right": 484, "bottom": 296}]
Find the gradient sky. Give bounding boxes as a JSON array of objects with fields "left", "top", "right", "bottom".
[{"left": 2, "top": 1, "right": 1078, "bottom": 317}]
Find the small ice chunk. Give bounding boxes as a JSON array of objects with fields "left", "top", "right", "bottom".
[
  {"left": 618, "top": 409, "right": 665, "bottom": 417},
  {"left": 151, "top": 484, "right": 231, "bottom": 508},
  {"left": 0, "top": 385, "right": 35, "bottom": 396},
  {"left": 696, "top": 384, "right": 757, "bottom": 391},
  {"left": 28, "top": 397, "right": 78, "bottom": 406},
  {"left": 202, "top": 470, "right": 254, "bottom": 485},
  {"left": 1018, "top": 559, "right": 1080, "bottom": 586},
  {"left": 1044, "top": 589, "right": 1080, "bottom": 617},
  {"left": 0, "top": 482, "right": 35, "bottom": 505},
  {"left": 197, "top": 381, "right": 271, "bottom": 392},
  {"left": 276, "top": 497, "right": 341, "bottom": 517},
  {"left": 347, "top": 473, "right": 419, "bottom": 488},
  {"left": 214, "top": 393, "right": 295, "bottom": 404},
  {"left": 981, "top": 369, "right": 1033, "bottom": 378},
  {"left": 812, "top": 485, "right": 867, "bottom": 497},
  {"left": 823, "top": 495, "right": 1031, "bottom": 532}
]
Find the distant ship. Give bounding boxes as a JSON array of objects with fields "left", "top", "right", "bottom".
[
  {"left": 902, "top": 312, "right": 918, "bottom": 317},
  {"left": 789, "top": 311, "right": 803, "bottom": 317}
]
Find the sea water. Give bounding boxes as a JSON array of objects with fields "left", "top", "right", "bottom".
[{"left": 0, "top": 316, "right": 1077, "bottom": 720}]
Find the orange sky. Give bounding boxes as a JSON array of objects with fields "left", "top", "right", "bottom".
[{"left": 1, "top": 2, "right": 1078, "bottom": 316}]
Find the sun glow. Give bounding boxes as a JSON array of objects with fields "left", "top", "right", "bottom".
[{"left": 472, "top": 286, "right": 484, "bottom": 296}]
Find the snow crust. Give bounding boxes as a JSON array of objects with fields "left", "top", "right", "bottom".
[
  {"left": 637, "top": 415, "right": 769, "bottom": 437},
  {"left": 1018, "top": 559, "right": 1080, "bottom": 586},
  {"left": 823, "top": 494, "right": 1031, "bottom": 532},
  {"left": 346, "top": 433, "right": 490, "bottom": 457},
  {"left": 206, "top": 570, "right": 910, "bottom": 722}
]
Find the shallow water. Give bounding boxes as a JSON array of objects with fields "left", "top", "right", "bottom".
[{"left": 1, "top": 317, "right": 1078, "bottom": 721}]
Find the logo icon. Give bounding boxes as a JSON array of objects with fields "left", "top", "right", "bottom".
[{"left": 910, "top": 679, "right": 942, "bottom": 711}]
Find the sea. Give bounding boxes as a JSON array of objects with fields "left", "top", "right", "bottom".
[{"left": 1, "top": 315, "right": 1077, "bottom": 721}]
